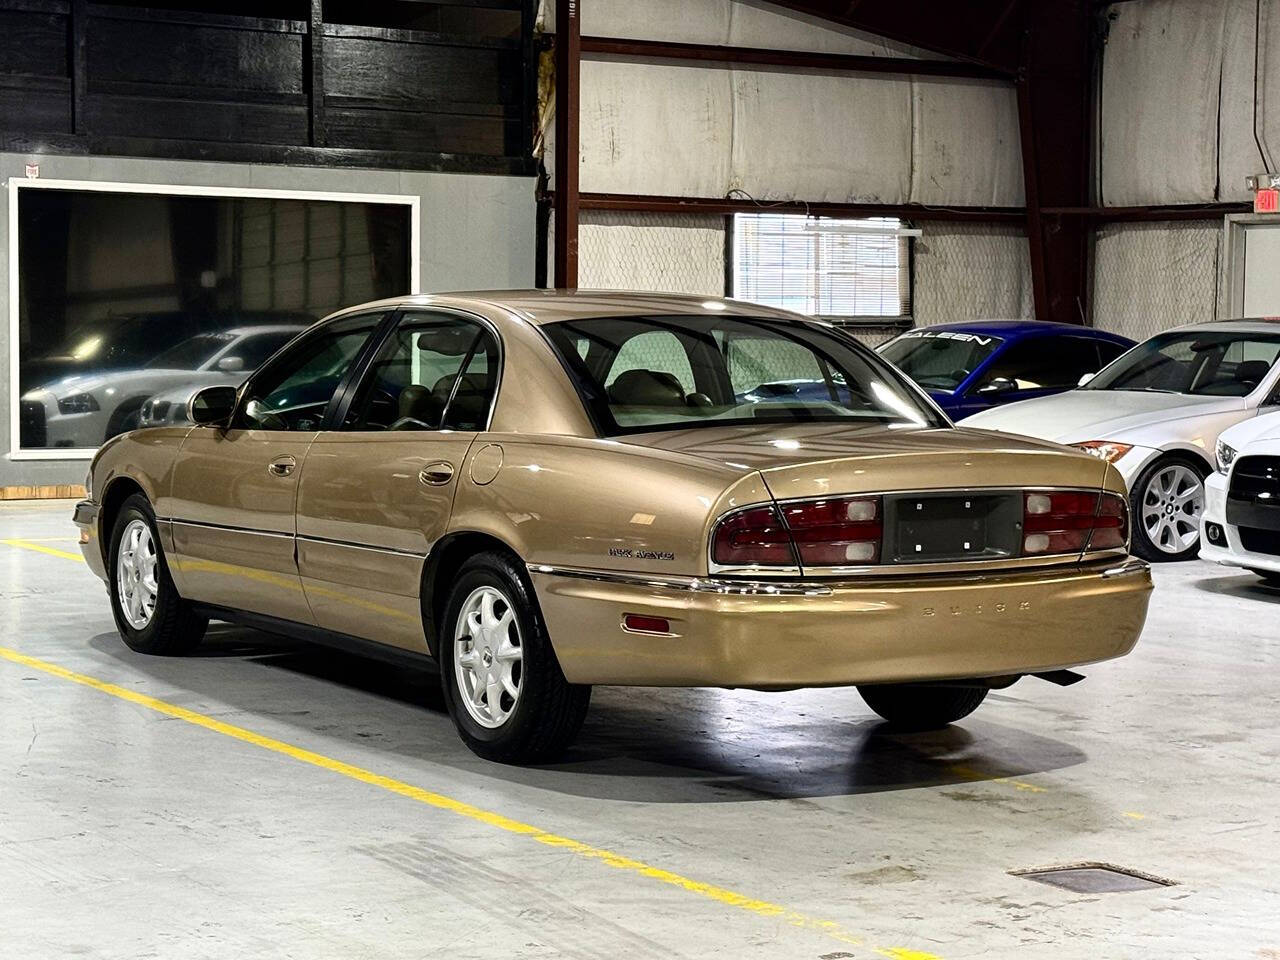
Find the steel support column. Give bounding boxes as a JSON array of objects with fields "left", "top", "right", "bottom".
[
  {"left": 1016, "top": 1, "right": 1092, "bottom": 324},
  {"left": 553, "top": 0, "right": 581, "bottom": 288}
]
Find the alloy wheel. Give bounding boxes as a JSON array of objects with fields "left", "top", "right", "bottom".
[
  {"left": 453, "top": 585, "right": 524, "bottom": 729},
  {"left": 116, "top": 518, "right": 159, "bottom": 629},
  {"left": 1140, "top": 463, "right": 1204, "bottom": 556}
]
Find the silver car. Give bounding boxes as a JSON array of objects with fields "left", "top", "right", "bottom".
[{"left": 21, "top": 324, "right": 306, "bottom": 448}]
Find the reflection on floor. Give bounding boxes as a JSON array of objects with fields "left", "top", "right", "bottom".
[{"left": 2, "top": 500, "right": 1278, "bottom": 959}]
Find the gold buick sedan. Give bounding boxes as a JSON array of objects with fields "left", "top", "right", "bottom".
[{"left": 75, "top": 292, "right": 1152, "bottom": 763}]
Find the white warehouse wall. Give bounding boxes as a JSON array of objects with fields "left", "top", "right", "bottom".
[{"left": 544, "top": 0, "right": 1030, "bottom": 327}]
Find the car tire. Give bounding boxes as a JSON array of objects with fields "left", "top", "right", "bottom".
[
  {"left": 439, "top": 551, "right": 591, "bottom": 764},
  {"left": 108, "top": 493, "right": 208, "bottom": 655},
  {"left": 857, "top": 683, "right": 988, "bottom": 731},
  {"left": 1129, "top": 454, "right": 1208, "bottom": 563}
]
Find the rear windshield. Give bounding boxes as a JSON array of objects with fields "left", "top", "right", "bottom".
[
  {"left": 878, "top": 329, "right": 1004, "bottom": 392},
  {"left": 542, "top": 314, "right": 946, "bottom": 436},
  {"left": 1085, "top": 330, "right": 1280, "bottom": 396}
]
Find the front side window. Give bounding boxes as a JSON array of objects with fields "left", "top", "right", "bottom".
[
  {"left": 972, "top": 336, "right": 1101, "bottom": 392},
  {"left": 342, "top": 311, "right": 499, "bottom": 432},
  {"left": 1086, "top": 330, "right": 1280, "bottom": 396},
  {"left": 544, "top": 314, "right": 944, "bottom": 436},
  {"left": 878, "top": 330, "right": 1004, "bottom": 392},
  {"left": 236, "top": 313, "right": 385, "bottom": 431}
]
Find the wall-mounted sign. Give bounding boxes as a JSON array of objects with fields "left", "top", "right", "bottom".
[{"left": 1255, "top": 188, "right": 1280, "bottom": 214}]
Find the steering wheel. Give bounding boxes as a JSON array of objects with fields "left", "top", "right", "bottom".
[{"left": 387, "top": 416, "right": 435, "bottom": 432}]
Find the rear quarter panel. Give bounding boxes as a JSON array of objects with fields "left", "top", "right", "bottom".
[{"left": 448, "top": 434, "right": 770, "bottom": 578}]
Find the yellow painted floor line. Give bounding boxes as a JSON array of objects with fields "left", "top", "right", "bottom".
[
  {"left": 2, "top": 539, "right": 86, "bottom": 563},
  {"left": 0, "top": 645, "right": 939, "bottom": 960}
]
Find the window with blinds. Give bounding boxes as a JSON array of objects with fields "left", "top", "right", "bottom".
[{"left": 731, "top": 213, "right": 911, "bottom": 319}]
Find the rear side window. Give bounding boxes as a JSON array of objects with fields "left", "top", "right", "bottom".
[{"left": 342, "top": 311, "right": 499, "bottom": 432}]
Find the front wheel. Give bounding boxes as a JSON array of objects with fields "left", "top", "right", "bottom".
[
  {"left": 1129, "top": 455, "right": 1207, "bottom": 562},
  {"left": 857, "top": 683, "right": 988, "bottom": 731},
  {"left": 439, "top": 551, "right": 590, "bottom": 763},
  {"left": 109, "top": 493, "right": 207, "bottom": 654}
]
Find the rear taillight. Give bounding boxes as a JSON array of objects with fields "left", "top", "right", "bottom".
[
  {"left": 779, "top": 497, "right": 882, "bottom": 565},
  {"left": 1022, "top": 491, "right": 1128, "bottom": 555},
  {"left": 712, "top": 497, "right": 881, "bottom": 568},
  {"left": 711, "top": 505, "right": 798, "bottom": 567}
]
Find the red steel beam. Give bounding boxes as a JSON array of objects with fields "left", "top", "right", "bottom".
[
  {"left": 553, "top": 0, "right": 580, "bottom": 288},
  {"left": 562, "top": 191, "right": 1026, "bottom": 223},
  {"left": 579, "top": 36, "right": 1011, "bottom": 80}
]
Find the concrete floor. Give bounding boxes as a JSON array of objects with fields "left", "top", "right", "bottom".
[{"left": 2, "top": 500, "right": 1278, "bottom": 959}]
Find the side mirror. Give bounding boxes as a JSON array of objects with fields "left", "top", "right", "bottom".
[
  {"left": 187, "top": 385, "right": 237, "bottom": 426},
  {"left": 977, "top": 376, "right": 1018, "bottom": 395},
  {"left": 1077, "top": 372, "right": 1096, "bottom": 387},
  {"left": 216, "top": 355, "right": 244, "bottom": 373}
]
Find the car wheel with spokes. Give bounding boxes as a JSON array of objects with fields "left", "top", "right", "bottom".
[
  {"left": 108, "top": 493, "right": 208, "bottom": 654},
  {"left": 1129, "top": 455, "right": 1207, "bottom": 562},
  {"left": 439, "top": 551, "right": 591, "bottom": 763}
]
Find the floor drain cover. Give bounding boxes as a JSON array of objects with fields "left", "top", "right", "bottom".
[{"left": 1011, "top": 862, "right": 1175, "bottom": 893}]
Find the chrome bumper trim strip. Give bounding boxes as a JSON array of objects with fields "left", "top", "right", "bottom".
[
  {"left": 1100, "top": 559, "right": 1150, "bottom": 579},
  {"left": 528, "top": 564, "right": 834, "bottom": 596}
]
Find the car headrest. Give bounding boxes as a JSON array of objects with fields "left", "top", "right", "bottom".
[
  {"left": 1235, "top": 360, "right": 1270, "bottom": 385},
  {"left": 608, "top": 369, "right": 688, "bottom": 406},
  {"left": 398, "top": 383, "right": 441, "bottom": 425}
]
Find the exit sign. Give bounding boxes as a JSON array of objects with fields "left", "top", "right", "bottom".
[{"left": 1256, "top": 188, "right": 1280, "bottom": 213}]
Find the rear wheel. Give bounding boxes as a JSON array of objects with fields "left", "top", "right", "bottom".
[
  {"left": 1129, "top": 455, "right": 1207, "bottom": 562},
  {"left": 857, "top": 683, "right": 988, "bottom": 731},
  {"left": 439, "top": 551, "right": 590, "bottom": 763},
  {"left": 108, "top": 494, "right": 207, "bottom": 654}
]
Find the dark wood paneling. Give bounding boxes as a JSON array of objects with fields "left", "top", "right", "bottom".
[
  {"left": 0, "top": 2, "right": 533, "bottom": 171},
  {"left": 0, "top": 75, "right": 72, "bottom": 134},
  {"left": 0, "top": 8, "right": 69, "bottom": 76},
  {"left": 322, "top": 34, "right": 519, "bottom": 105},
  {"left": 84, "top": 95, "right": 310, "bottom": 145},
  {"left": 88, "top": 16, "right": 305, "bottom": 94}
]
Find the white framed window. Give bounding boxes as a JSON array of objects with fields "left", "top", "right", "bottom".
[{"left": 730, "top": 213, "right": 911, "bottom": 320}]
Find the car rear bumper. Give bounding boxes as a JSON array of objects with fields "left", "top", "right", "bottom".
[
  {"left": 530, "top": 559, "right": 1151, "bottom": 688},
  {"left": 72, "top": 499, "right": 107, "bottom": 579}
]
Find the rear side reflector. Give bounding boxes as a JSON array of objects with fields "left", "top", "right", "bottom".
[
  {"left": 622, "top": 614, "right": 671, "bottom": 634},
  {"left": 1022, "top": 491, "right": 1128, "bottom": 555}
]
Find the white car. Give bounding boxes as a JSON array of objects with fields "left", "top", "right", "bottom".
[
  {"left": 961, "top": 320, "right": 1280, "bottom": 562},
  {"left": 1200, "top": 412, "right": 1280, "bottom": 583},
  {"left": 20, "top": 324, "right": 305, "bottom": 448}
]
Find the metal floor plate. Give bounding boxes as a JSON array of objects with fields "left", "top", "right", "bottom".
[{"left": 1011, "top": 863, "right": 1176, "bottom": 893}]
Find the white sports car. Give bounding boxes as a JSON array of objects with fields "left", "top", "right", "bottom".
[
  {"left": 961, "top": 320, "right": 1280, "bottom": 561},
  {"left": 20, "top": 324, "right": 305, "bottom": 449},
  {"left": 1200, "top": 411, "right": 1280, "bottom": 582}
]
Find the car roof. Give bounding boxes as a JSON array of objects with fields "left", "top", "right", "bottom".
[
  {"left": 1173, "top": 318, "right": 1280, "bottom": 334},
  {"left": 217, "top": 324, "right": 309, "bottom": 336},
  {"left": 903, "top": 319, "right": 1132, "bottom": 341},
  {"left": 325, "top": 290, "right": 810, "bottom": 326}
]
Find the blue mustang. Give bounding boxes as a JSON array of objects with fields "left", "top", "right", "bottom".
[{"left": 875, "top": 320, "right": 1135, "bottom": 420}]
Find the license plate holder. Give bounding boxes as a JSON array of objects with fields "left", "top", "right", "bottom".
[{"left": 885, "top": 492, "right": 1022, "bottom": 563}]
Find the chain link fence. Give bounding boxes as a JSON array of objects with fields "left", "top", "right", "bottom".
[{"left": 1093, "top": 220, "right": 1222, "bottom": 341}]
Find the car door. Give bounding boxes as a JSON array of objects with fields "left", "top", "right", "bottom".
[
  {"left": 294, "top": 309, "right": 501, "bottom": 651},
  {"left": 167, "top": 311, "right": 389, "bottom": 624}
]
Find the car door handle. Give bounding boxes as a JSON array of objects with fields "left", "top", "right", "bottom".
[
  {"left": 419, "top": 461, "right": 455, "bottom": 486},
  {"left": 268, "top": 455, "right": 297, "bottom": 478}
]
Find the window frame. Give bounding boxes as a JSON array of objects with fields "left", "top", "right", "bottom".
[
  {"left": 328, "top": 307, "right": 505, "bottom": 435},
  {"left": 230, "top": 310, "right": 395, "bottom": 433},
  {"left": 726, "top": 212, "right": 915, "bottom": 333},
  {"left": 8, "top": 176, "right": 420, "bottom": 460}
]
